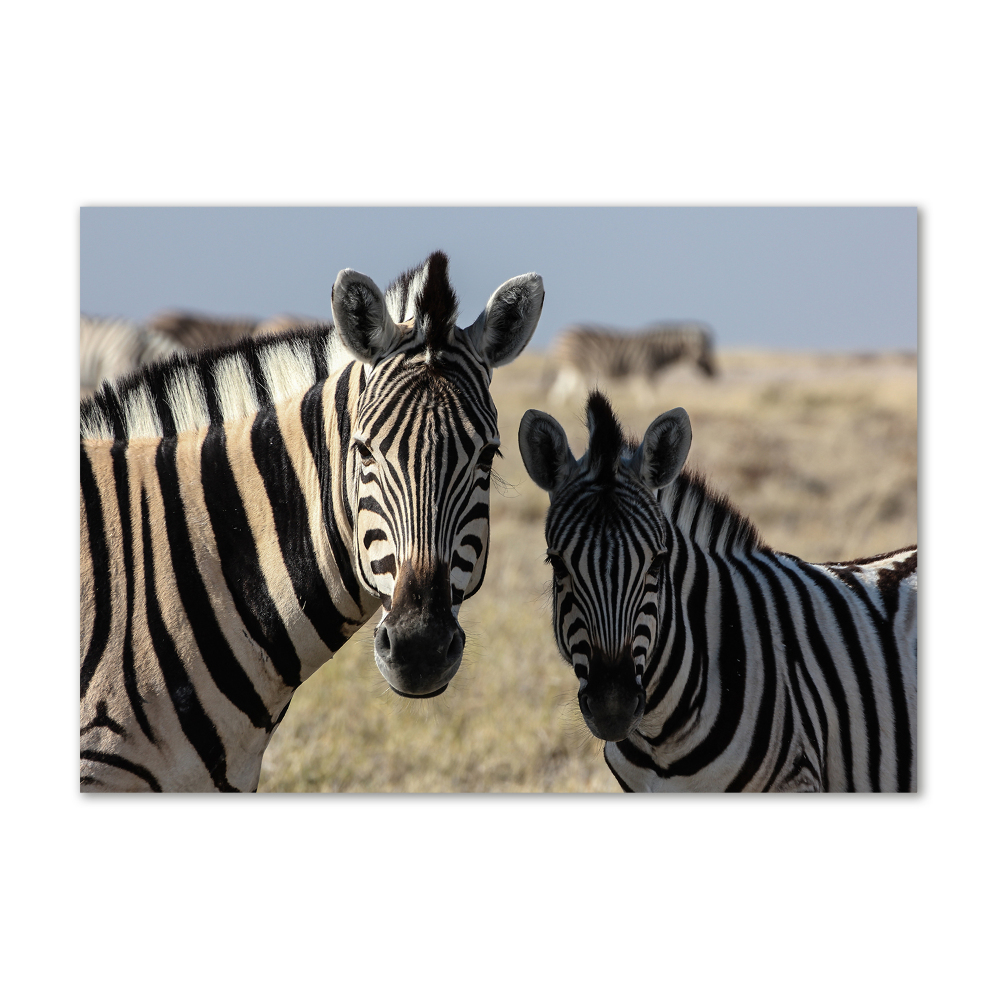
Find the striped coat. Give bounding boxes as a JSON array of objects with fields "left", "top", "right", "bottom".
[
  {"left": 80, "top": 251, "right": 544, "bottom": 791},
  {"left": 549, "top": 322, "right": 716, "bottom": 403},
  {"left": 80, "top": 312, "right": 320, "bottom": 397},
  {"left": 519, "top": 391, "right": 917, "bottom": 792}
]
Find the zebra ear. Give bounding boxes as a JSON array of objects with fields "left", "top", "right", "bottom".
[
  {"left": 331, "top": 268, "right": 407, "bottom": 364},
  {"left": 519, "top": 408, "right": 575, "bottom": 494},
  {"left": 465, "top": 273, "right": 545, "bottom": 368},
  {"left": 631, "top": 407, "right": 692, "bottom": 490}
]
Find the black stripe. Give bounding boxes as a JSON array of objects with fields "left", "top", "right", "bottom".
[
  {"left": 831, "top": 563, "right": 913, "bottom": 791},
  {"left": 250, "top": 406, "right": 350, "bottom": 655},
  {"left": 154, "top": 437, "right": 273, "bottom": 731},
  {"left": 301, "top": 375, "right": 364, "bottom": 609},
  {"left": 647, "top": 514, "right": 711, "bottom": 742},
  {"left": 661, "top": 551, "right": 747, "bottom": 778},
  {"left": 81, "top": 749, "right": 162, "bottom": 792},
  {"left": 789, "top": 655, "right": 828, "bottom": 789},
  {"left": 879, "top": 577, "right": 914, "bottom": 791},
  {"left": 772, "top": 558, "right": 856, "bottom": 791},
  {"left": 112, "top": 440, "right": 155, "bottom": 743},
  {"left": 748, "top": 550, "right": 829, "bottom": 782},
  {"left": 725, "top": 554, "right": 778, "bottom": 791},
  {"left": 80, "top": 446, "right": 112, "bottom": 698},
  {"left": 200, "top": 424, "right": 302, "bottom": 687},
  {"left": 309, "top": 332, "right": 331, "bottom": 383},
  {"left": 201, "top": 357, "right": 224, "bottom": 426},
  {"left": 81, "top": 699, "right": 127, "bottom": 737},
  {"left": 761, "top": 686, "right": 796, "bottom": 791},
  {"left": 143, "top": 362, "right": 177, "bottom": 439},
  {"left": 796, "top": 561, "right": 882, "bottom": 791},
  {"left": 603, "top": 746, "right": 635, "bottom": 791},
  {"left": 141, "top": 487, "right": 238, "bottom": 792}
]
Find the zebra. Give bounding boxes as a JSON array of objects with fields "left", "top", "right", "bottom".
[
  {"left": 81, "top": 312, "right": 320, "bottom": 397},
  {"left": 518, "top": 390, "right": 917, "bottom": 792},
  {"left": 80, "top": 315, "right": 184, "bottom": 398},
  {"left": 549, "top": 322, "right": 717, "bottom": 405},
  {"left": 80, "top": 250, "right": 544, "bottom": 792}
]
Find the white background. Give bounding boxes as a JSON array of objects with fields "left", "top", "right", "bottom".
[{"left": 2, "top": 2, "right": 994, "bottom": 997}]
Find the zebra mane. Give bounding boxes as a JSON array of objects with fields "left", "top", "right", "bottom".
[
  {"left": 80, "top": 323, "right": 346, "bottom": 443},
  {"left": 662, "top": 468, "right": 767, "bottom": 554},
  {"left": 383, "top": 250, "right": 459, "bottom": 353},
  {"left": 583, "top": 389, "right": 765, "bottom": 554},
  {"left": 584, "top": 390, "right": 635, "bottom": 485}
]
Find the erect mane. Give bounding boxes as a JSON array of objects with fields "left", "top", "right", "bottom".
[
  {"left": 662, "top": 468, "right": 767, "bottom": 554},
  {"left": 583, "top": 389, "right": 766, "bottom": 554},
  {"left": 584, "top": 390, "right": 635, "bottom": 485},
  {"left": 80, "top": 322, "right": 345, "bottom": 444},
  {"left": 383, "top": 250, "right": 459, "bottom": 354}
]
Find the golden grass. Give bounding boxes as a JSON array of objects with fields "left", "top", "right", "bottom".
[{"left": 258, "top": 349, "right": 917, "bottom": 792}]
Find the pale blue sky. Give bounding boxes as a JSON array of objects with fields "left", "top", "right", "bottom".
[{"left": 80, "top": 207, "right": 916, "bottom": 351}]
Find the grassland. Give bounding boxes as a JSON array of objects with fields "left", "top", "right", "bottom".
[{"left": 257, "top": 349, "right": 918, "bottom": 793}]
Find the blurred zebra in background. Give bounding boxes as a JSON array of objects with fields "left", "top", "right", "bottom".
[
  {"left": 519, "top": 391, "right": 917, "bottom": 792},
  {"left": 549, "top": 322, "right": 717, "bottom": 404},
  {"left": 80, "top": 251, "right": 544, "bottom": 791},
  {"left": 80, "top": 311, "right": 320, "bottom": 397}
]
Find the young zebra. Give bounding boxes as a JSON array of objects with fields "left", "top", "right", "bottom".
[
  {"left": 518, "top": 391, "right": 917, "bottom": 792},
  {"left": 81, "top": 251, "right": 544, "bottom": 792},
  {"left": 549, "top": 322, "right": 716, "bottom": 404}
]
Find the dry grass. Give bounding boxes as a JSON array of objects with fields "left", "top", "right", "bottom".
[{"left": 258, "top": 349, "right": 918, "bottom": 792}]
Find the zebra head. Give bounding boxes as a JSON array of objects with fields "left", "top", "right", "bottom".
[
  {"left": 518, "top": 391, "right": 691, "bottom": 742},
  {"left": 333, "top": 251, "right": 544, "bottom": 698}
]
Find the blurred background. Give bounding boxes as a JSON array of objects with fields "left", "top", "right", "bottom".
[
  {"left": 81, "top": 207, "right": 916, "bottom": 351},
  {"left": 80, "top": 206, "right": 918, "bottom": 792}
]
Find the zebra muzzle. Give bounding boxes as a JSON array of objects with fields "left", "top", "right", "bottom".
[
  {"left": 373, "top": 559, "right": 465, "bottom": 698},
  {"left": 577, "top": 658, "right": 646, "bottom": 742}
]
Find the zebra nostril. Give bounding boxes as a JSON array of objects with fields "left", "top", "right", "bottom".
[
  {"left": 375, "top": 625, "right": 392, "bottom": 659},
  {"left": 446, "top": 629, "right": 464, "bottom": 666}
]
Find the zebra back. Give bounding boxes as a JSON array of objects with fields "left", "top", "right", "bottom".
[{"left": 551, "top": 322, "right": 717, "bottom": 379}]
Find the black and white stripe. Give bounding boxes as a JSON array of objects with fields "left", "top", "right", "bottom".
[
  {"left": 80, "top": 251, "right": 544, "bottom": 791},
  {"left": 549, "top": 322, "right": 716, "bottom": 403},
  {"left": 80, "top": 312, "right": 316, "bottom": 397},
  {"left": 518, "top": 391, "right": 917, "bottom": 792}
]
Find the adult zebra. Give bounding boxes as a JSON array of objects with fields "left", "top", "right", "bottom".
[
  {"left": 80, "top": 315, "right": 183, "bottom": 398},
  {"left": 549, "top": 322, "right": 716, "bottom": 404},
  {"left": 518, "top": 391, "right": 916, "bottom": 792},
  {"left": 81, "top": 251, "right": 544, "bottom": 792}
]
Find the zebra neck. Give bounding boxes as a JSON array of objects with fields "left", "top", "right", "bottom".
[
  {"left": 195, "top": 371, "right": 381, "bottom": 688},
  {"left": 636, "top": 472, "right": 768, "bottom": 761}
]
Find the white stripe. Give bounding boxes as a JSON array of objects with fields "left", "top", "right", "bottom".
[
  {"left": 123, "top": 382, "right": 163, "bottom": 440},
  {"left": 166, "top": 368, "right": 210, "bottom": 434},
  {"left": 260, "top": 341, "right": 316, "bottom": 403},
  {"left": 213, "top": 354, "right": 258, "bottom": 423}
]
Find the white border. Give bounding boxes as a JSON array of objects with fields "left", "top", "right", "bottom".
[{"left": 4, "top": 2, "right": 994, "bottom": 995}]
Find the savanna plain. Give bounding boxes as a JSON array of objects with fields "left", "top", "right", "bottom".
[{"left": 258, "top": 349, "right": 918, "bottom": 792}]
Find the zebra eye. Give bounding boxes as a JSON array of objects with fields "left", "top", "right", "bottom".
[
  {"left": 477, "top": 444, "right": 501, "bottom": 469},
  {"left": 354, "top": 441, "right": 377, "bottom": 467},
  {"left": 648, "top": 552, "right": 668, "bottom": 577},
  {"left": 545, "top": 551, "right": 570, "bottom": 580}
]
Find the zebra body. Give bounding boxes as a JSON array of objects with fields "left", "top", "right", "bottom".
[
  {"left": 81, "top": 312, "right": 320, "bottom": 397},
  {"left": 549, "top": 322, "right": 716, "bottom": 404},
  {"left": 518, "top": 391, "right": 916, "bottom": 792},
  {"left": 80, "top": 316, "right": 185, "bottom": 397},
  {"left": 81, "top": 252, "right": 544, "bottom": 791}
]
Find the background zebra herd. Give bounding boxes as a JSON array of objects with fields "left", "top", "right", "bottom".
[
  {"left": 80, "top": 310, "right": 319, "bottom": 398},
  {"left": 80, "top": 251, "right": 917, "bottom": 792}
]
